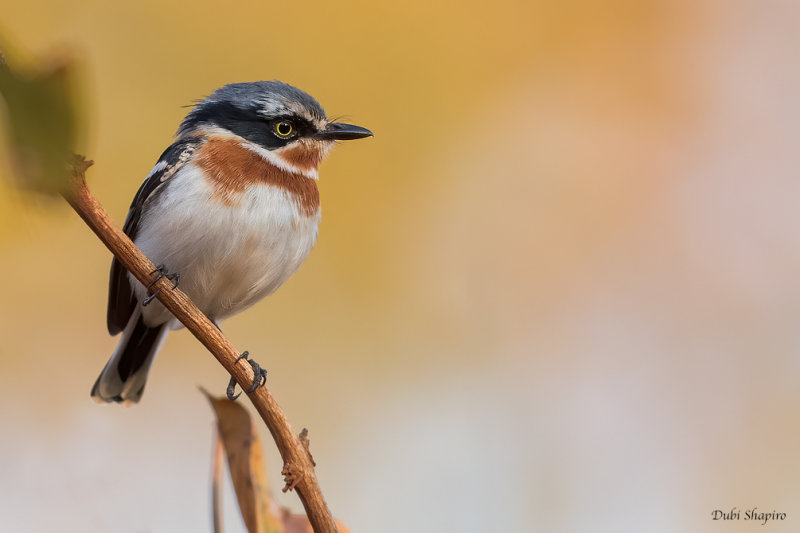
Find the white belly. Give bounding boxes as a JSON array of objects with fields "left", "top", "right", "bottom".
[{"left": 130, "top": 165, "right": 320, "bottom": 327}]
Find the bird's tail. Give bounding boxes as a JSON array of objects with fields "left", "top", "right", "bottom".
[{"left": 91, "top": 307, "right": 168, "bottom": 405}]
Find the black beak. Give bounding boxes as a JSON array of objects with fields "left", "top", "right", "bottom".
[{"left": 317, "top": 122, "right": 373, "bottom": 141}]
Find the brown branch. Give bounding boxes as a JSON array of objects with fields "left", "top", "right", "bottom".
[{"left": 62, "top": 156, "right": 339, "bottom": 533}]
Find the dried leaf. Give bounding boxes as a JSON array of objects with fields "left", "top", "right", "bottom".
[
  {"left": 0, "top": 48, "right": 79, "bottom": 194},
  {"left": 203, "top": 391, "right": 351, "bottom": 533},
  {"left": 203, "top": 389, "right": 284, "bottom": 533},
  {"left": 212, "top": 430, "right": 225, "bottom": 533}
]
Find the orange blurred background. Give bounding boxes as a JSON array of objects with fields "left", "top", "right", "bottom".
[{"left": 1, "top": 1, "right": 799, "bottom": 531}]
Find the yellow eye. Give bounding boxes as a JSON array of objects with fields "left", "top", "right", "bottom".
[{"left": 275, "top": 121, "right": 294, "bottom": 137}]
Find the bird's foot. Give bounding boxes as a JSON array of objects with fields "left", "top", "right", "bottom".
[
  {"left": 142, "top": 264, "right": 180, "bottom": 307},
  {"left": 150, "top": 264, "right": 180, "bottom": 289},
  {"left": 226, "top": 351, "right": 268, "bottom": 400}
]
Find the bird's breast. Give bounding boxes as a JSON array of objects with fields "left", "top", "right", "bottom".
[
  {"left": 194, "top": 136, "right": 320, "bottom": 214},
  {"left": 133, "top": 149, "right": 321, "bottom": 324}
]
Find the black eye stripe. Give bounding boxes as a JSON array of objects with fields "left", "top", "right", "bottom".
[{"left": 181, "top": 101, "right": 318, "bottom": 149}]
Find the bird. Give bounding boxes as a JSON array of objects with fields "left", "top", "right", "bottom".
[{"left": 91, "top": 80, "right": 372, "bottom": 405}]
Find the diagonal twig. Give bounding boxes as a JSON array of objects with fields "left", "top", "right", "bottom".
[{"left": 62, "top": 156, "right": 338, "bottom": 533}]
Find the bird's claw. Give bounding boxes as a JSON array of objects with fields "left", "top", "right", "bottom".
[
  {"left": 142, "top": 289, "right": 160, "bottom": 306},
  {"left": 226, "top": 351, "right": 267, "bottom": 401},
  {"left": 248, "top": 358, "right": 267, "bottom": 392},
  {"left": 143, "top": 265, "right": 180, "bottom": 307},
  {"left": 149, "top": 264, "right": 180, "bottom": 290}
]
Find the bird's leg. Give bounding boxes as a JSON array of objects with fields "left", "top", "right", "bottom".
[
  {"left": 226, "top": 351, "right": 268, "bottom": 400},
  {"left": 143, "top": 264, "right": 180, "bottom": 307}
]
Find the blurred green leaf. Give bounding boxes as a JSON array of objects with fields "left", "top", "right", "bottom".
[{"left": 0, "top": 49, "right": 78, "bottom": 195}]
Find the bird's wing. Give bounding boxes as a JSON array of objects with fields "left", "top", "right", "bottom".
[{"left": 106, "top": 138, "right": 202, "bottom": 334}]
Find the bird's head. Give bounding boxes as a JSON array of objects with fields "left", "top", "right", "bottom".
[{"left": 178, "top": 80, "right": 372, "bottom": 177}]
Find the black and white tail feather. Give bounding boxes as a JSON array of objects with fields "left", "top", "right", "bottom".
[{"left": 91, "top": 307, "right": 168, "bottom": 404}]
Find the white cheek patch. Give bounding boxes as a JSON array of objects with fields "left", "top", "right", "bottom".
[{"left": 241, "top": 141, "right": 320, "bottom": 179}]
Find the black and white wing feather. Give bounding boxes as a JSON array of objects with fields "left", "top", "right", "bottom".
[{"left": 106, "top": 138, "right": 201, "bottom": 334}]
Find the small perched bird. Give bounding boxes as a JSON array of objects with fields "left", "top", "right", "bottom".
[{"left": 92, "top": 81, "right": 372, "bottom": 404}]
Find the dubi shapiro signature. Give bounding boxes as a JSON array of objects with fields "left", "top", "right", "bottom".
[{"left": 711, "top": 508, "right": 786, "bottom": 525}]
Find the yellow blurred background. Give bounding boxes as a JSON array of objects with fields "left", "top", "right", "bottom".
[{"left": 1, "top": 0, "right": 799, "bottom": 531}]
